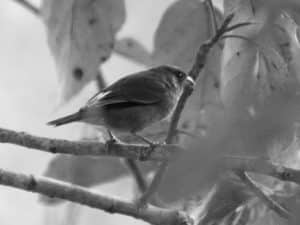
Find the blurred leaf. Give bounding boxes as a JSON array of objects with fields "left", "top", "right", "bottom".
[
  {"left": 40, "top": 155, "right": 127, "bottom": 204},
  {"left": 191, "top": 174, "right": 253, "bottom": 225},
  {"left": 41, "top": 122, "right": 166, "bottom": 205},
  {"left": 153, "top": 0, "right": 300, "bottom": 212},
  {"left": 114, "top": 37, "right": 153, "bottom": 67},
  {"left": 153, "top": 0, "right": 223, "bottom": 134},
  {"left": 226, "top": 0, "right": 300, "bottom": 16},
  {"left": 220, "top": 0, "right": 300, "bottom": 157},
  {"left": 41, "top": 0, "right": 125, "bottom": 103},
  {"left": 231, "top": 206, "right": 251, "bottom": 225},
  {"left": 153, "top": 0, "right": 221, "bottom": 72},
  {"left": 244, "top": 197, "right": 290, "bottom": 225},
  {"left": 280, "top": 14, "right": 300, "bottom": 84}
]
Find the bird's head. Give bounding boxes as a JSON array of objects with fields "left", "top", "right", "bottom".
[{"left": 153, "top": 65, "right": 188, "bottom": 90}]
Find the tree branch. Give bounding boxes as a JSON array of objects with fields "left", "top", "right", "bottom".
[
  {"left": 205, "top": 0, "right": 218, "bottom": 36},
  {"left": 235, "top": 170, "right": 290, "bottom": 219},
  {"left": 2, "top": 127, "right": 300, "bottom": 188},
  {"left": 138, "top": 13, "right": 239, "bottom": 206},
  {"left": 0, "top": 127, "right": 181, "bottom": 161},
  {"left": 12, "top": 0, "right": 40, "bottom": 16},
  {"left": 1, "top": 127, "right": 300, "bottom": 223},
  {"left": 124, "top": 158, "right": 148, "bottom": 192},
  {"left": 0, "top": 167, "right": 191, "bottom": 225},
  {"left": 224, "top": 156, "right": 300, "bottom": 185}
]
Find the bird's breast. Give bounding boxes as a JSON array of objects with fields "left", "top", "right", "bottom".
[{"left": 100, "top": 100, "right": 174, "bottom": 133}]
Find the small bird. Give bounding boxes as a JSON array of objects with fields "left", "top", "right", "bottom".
[{"left": 47, "top": 65, "right": 187, "bottom": 143}]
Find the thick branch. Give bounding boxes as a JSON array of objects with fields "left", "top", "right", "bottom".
[
  {"left": 2, "top": 127, "right": 300, "bottom": 187},
  {"left": 0, "top": 168, "right": 191, "bottom": 225},
  {"left": 0, "top": 127, "right": 181, "bottom": 161},
  {"left": 12, "top": 0, "right": 40, "bottom": 16}
]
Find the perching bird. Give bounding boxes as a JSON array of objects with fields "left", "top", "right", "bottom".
[{"left": 47, "top": 65, "right": 187, "bottom": 142}]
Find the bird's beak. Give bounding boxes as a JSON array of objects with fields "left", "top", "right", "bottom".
[{"left": 185, "top": 76, "right": 196, "bottom": 86}]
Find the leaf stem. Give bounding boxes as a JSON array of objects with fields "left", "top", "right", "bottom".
[{"left": 12, "top": 0, "right": 40, "bottom": 16}]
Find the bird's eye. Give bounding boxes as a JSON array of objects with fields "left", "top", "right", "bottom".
[{"left": 177, "top": 72, "right": 186, "bottom": 79}]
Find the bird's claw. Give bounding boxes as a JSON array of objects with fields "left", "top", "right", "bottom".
[
  {"left": 105, "top": 138, "right": 117, "bottom": 149},
  {"left": 139, "top": 141, "right": 163, "bottom": 161}
]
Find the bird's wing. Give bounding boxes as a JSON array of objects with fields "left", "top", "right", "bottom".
[{"left": 86, "top": 71, "right": 167, "bottom": 107}]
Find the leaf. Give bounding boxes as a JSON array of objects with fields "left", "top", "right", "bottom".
[
  {"left": 191, "top": 174, "right": 253, "bottom": 225},
  {"left": 114, "top": 37, "right": 153, "bottom": 67},
  {"left": 153, "top": 0, "right": 223, "bottom": 134},
  {"left": 40, "top": 155, "right": 127, "bottom": 204},
  {"left": 221, "top": 0, "right": 300, "bottom": 113},
  {"left": 153, "top": 0, "right": 220, "bottom": 71},
  {"left": 225, "top": 0, "right": 300, "bottom": 16},
  {"left": 279, "top": 14, "right": 300, "bottom": 84},
  {"left": 154, "top": 0, "right": 300, "bottom": 206},
  {"left": 41, "top": 154, "right": 155, "bottom": 205},
  {"left": 41, "top": 0, "right": 125, "bottom": 103}
]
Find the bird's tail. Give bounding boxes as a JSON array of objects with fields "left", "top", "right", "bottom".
[{"left": 47, "top": 111, "right": 82, "bottom": 126}]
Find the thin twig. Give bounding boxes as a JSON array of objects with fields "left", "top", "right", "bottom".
[
  {"left": 167, "top": 13, "right": 236, "bottom": 144},
  {"left": 12, "top": 0, "right": 40, "bottom": 16},
  {"left": 137, "top": 161, "right": 169, "bottom": 206},
  {"left": 224, "top": 22, "right": 255, "bottom": 34},
  {"left": 232, "top": 206, "right": 250, "bottom": 225},
  {"left": 0, "top": 127, "right": 181, "bottom": 161},
  {"left": 125, "top": 159, "right": 148, "bottom": 192},
  {"left": 206, "top": 0, "right": 218, "bottom": 35},
  {"left": 0, "top": 167, "right": 191, "bottom": 225},
  {"left": 137, "top": 13, "right": 240, "bottom": 206},
  {"left": 235, "top": 170, "right": 290, "bottom": 219}
]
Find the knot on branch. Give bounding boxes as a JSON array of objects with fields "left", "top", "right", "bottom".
[{"left": 27, "top": 175, "right": 37, "bottom": 190}]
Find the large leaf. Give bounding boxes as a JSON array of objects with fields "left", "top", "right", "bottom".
[
  {"left": 153, "top": 0, "right": 220, "bottom": 71},
  {"left": 153, "top": 0, "right": 223, "bottom": 134},
  {"left": 40, "top": 155, "right": 129, "bottom": 204},
  {"left": 141, "top": 0, "right": 226, "bottom": 203},
  {"left": 176, "top": 1, "right": 300, "bottom": 224},
  {"left": 114, "top": 37, "right": 153, "bottom": 67},
  {"left": 153, "top": 0, "right": 300, "bottom": 212},
  {"left": 41, "top": 0, "right": 125, "bottom": 102},
  {"left": 220, "top": 0, "right": 300, "bottom": 157}
]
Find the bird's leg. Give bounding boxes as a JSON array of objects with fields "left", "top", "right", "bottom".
[
  {"left": 105, "top": 129, "right": 119, "bottom": 148},
  {"left": 107, "top": 129, "right": 116, "bottom": 142}
]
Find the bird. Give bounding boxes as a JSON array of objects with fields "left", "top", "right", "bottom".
[{"left": 47, "top": 65, "right": 187, "bottom": 144}]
